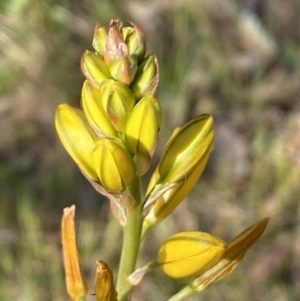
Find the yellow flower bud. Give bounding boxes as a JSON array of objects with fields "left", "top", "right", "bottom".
[
  {"left": 122, "top": 22, "right": 146, "bottom": 62},
  {"left": 81, "top": 50, "right": 112, "bottom": 86},
  {"left": 55, "top": 104, "right": 98, "bottom": 180},
  {"left": 92, "top": 137, "right": 136, "bottom": 191},
  {"left": 130, "top": 54, "right": 159, "bottom": 100},
  {"left": 157, "top": 114, "right": 214, "bottom": 184},
  {"left": 157, "top": 232, "right": 226, "bottom": 279},
  {"left": 62, "top": 205, "right": 88, "bottom": 300},
  {"left": 81, "top": 80, "right": 117, "bottom": 137},
  {"left": 124, "top": 95, "right": 162, "bottom": 155},
  {"left": 93, "top": 21, "right": 108, "bottom": 56},
  {"left": 95, "top": 260, "right": 117, "bottom": 301},
  {"left": 100, "top": 80, "right": 136, "bottom": 131}
]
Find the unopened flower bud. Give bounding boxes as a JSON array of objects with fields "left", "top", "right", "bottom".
[
  {"left": 122, "top": 22, "right": 146, "bottom": 62},
  {"left": 93, "top": 137, "right": 136, "bottom": 191},
  {"left": 144, "top": 142, "right": 212, "bottom": 228},
  {"left": 100, "top": 80, "right": 136, "bottom": 131},
  {"left": 130, "top": 54, "right": 159, "bottom": 100},
  {"left": 95, "top": 260, "right": 117, "bottom": 301},
  {"left": 62, "top": 205, "right": 88, "bottom": 300},
  {"left": 81, "top": 50, "right": 112, "bottom": 86},
  {"left": 157, "top": 114, "right": 214, "bottom": 184},
  {"left": 81, "top": 80, "right": 117, "bottom": 137},
  {"left": 124, "top": 95, "right": 162, "bottom": 174},
  {"left": 104, "top": 20, "right": 137, "bottom": 85},
  {"left": 93, "top": 21, "right": 108, "bottom": 56},
  {"left": 55, "top": 104, "right": 97, "bottom": 180},
  {"left": 158, "top": 232, "right": 226, "bottom": 279}
]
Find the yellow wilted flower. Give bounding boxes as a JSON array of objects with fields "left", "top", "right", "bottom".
[
  {"left": 157, "top": 231, "right": 226, "bottom": 279},
  {"left": 95, "top": 260, "right": 117, "bottom": 301},
  {"left": 62, "top": 205, "right": 88, "bottom": 300},
  {"left": 192, "top": 218, "right": 269, "bottom": 291}
]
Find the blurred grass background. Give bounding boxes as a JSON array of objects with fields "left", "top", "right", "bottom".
[{"left": 1, "top": 0, "right": 300, "bottom": 300}]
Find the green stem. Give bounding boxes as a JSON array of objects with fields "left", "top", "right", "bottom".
[
  {"left": 116, "top": 177, "right": 143, "bottom": 301},
  {"left": 166, "top": 285, "right": 195, "bottom": 301}
]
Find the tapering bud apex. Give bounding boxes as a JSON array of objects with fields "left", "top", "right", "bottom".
[
  {"left": 104, "top": 20, "right": 137, "bottom": 85},
  {"left": 95, "top": 260, "right": 117, "bottom": 301},
  {"left": 130, "top": 54, "right": 159, "bottom": 100},
  {"left": 93, "top": 137, "right": 136, "bottom": 191},
  {"left": 62, "top": 205, "right": 88, "bottom": 300},
  {"left": 81, "top": 50, "right": 112, "bottom": 86},
  {"left": 81, "top": 80, "right": 117, "bottom": 137},
  {"left": 100, "top": 80, "right": 136, "bottom": 131},
  {"left": 124, "top": 95, "right": 162, "bottom": 175},
  {"left": 157, "top": 232, "right": 226, "bottom": 279},
  {"left": 55, "top": 104, "right": 98, "bottom": 180}
]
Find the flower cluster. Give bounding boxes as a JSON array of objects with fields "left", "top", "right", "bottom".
[{"left": 56, "top": 19, "right": 269, "bottom": 301}]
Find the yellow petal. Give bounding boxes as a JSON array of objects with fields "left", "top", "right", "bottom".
[
  {"left": 55, "top": 103, "right": 98, "bottom": 180},
  {"left": 158, "top": 231, "right": 226, "bottom": 279}
]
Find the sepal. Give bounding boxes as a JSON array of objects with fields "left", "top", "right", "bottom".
[{"left": 100, "top": 79, "right": 135, "bottom": 131}]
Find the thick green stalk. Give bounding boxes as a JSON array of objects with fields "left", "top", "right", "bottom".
[
  {"left": 116, "top": 177, "right": 143, "bottom": 301},
  {"left": 166, "top": 285, "right": 195, "bottom": 301}
]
